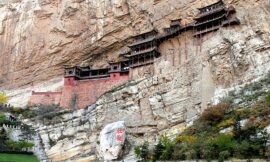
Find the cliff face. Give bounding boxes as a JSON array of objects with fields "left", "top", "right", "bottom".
[
  {"left": 2, "top": 0, "right": 270, "bottom": 161},
  {"left": 28, "top": 20, "right": 270, "bottom": 160},
  {"left": 1, "top": 0, "right": 265, "bottom": 107},
  {"left": 0, "top": 0, "right": 245, "bottom": 89}
]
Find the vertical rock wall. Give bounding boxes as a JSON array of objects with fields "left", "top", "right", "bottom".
[
  {"left": 3, "top": 0, "right": 270, "bottom": 161},
  {"left": 0, "top": 0, "right": 252, "bottom": 89}
]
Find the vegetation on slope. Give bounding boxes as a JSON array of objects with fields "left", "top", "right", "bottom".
[
  {"left": 0, "top": 153, "right": 39, "bottom": 162},
  {"left": 0, "top": 92, "right": 35, "bottom": 154},
  {"left": 135, "top": 75, "right": 270, "bottom": 161}
]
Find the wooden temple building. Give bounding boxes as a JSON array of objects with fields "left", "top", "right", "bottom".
[
  {"left": 63, "top": 0, "right": 240, "bottom": 80},
  {"left": 193, "top": 0, "right": 240, "bottom": 37},
  {"left": 64, "top": 60, "right": 130, "bottom": 80},
  {"left": 158, "top": 19, "right": 194, "bottom": 42},
  {"left": 64, "top": 66, "right": 110, "bottom": 80},
  {"left": 128, "top": 30, "right": 161, "bottom": 68},
  {"left": 30, "top": 0, "right": 240, "bottom": 109}
]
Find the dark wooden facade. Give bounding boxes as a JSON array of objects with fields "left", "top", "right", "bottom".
[
  {"left": 64, "top": 1, "right": 240, "bottom": 79},
  {"left": 193, "top": 0, "right": 239, "bottom": 37},
  {"left": 157, "top": 19, "right": 194, "bottom": 42},
  {"left": 64, "top": 57, "right": 131, "bottom": 80},
  {"left": 64, "top": 66, "right": 110, "bottom": 80},
  {"left": 108, "top": 59, "right": 130, "bottom": 73},
  {"left": 128, "top": 30, "right": 161, "bottom": 68}
]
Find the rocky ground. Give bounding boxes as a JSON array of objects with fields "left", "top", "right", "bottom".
[{"left": 24, "top": 62, "right": 270, "bottom": 161}]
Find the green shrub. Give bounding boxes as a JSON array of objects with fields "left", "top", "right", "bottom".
[
  {"left": 233, "top": 140, "right": 258, "bottom": 158},
  {"left": 37, "top": 104, "right": 61, "bottom": 120},
  {"left": 0, "top": 92, "right": 8, "bottom": 104},
  {"left": 176, "top": 135, "right": 197, "bottom": 143},
  {"left": 219, "top": 150, "right": 230, "bottom": 161},
  {"left": 134, "top": 142, "right": 149, "bottom": 161},
  {"left": 250, "top": 82, "right": 263, "bottom": 91},
  {"left": 134, "top": 146, "right": 141, "bottom": 159},
  {"left": 209, "top": 134, "right": 236, "bottom": 153},
  {"left": 5, "top": 140, "right": 34, "bottom": 151},
  {"left": 266, "top": 146, "right": 270, "bottom": 158},
  {"left": 21, "top": 109, "right": 37, "bottom": 119},
  {"left": 235, "top": 108, "right": 251, "bottom": 119},
  {"left": 18, "top": 140, "right": 35, "bottom": 149},
  {"left": 0, "top": 112, "right": 6, "bottom": 124},
  {"left": 265, "top": 91, "right": 270, "bottom": 107},
  {"left": 217, "top": 118, "right": 235, "bottom": 129},
  {"left": 133, "top": 80, "right": 270, "bottom": 161},
  {"left": 5, "top": 140, "right": 18, "bottom": 150},
  {"left": 159, "top": 136, "right": 175, "bottom": 160},
  {"left": 185, "top": 149, "right": 197, "bottom": 160},
  {"left": 201, "top": 103, "right": 230, "bottom": 125},
  {"left": 220, "top": 94, "right": 234, "bottom": 105},
  {"left": 152, "top": 141, "right": 164, "bottom": 162},
  {"left": 172, "top": 143, "right": 187, "bottom": 160},
  {"left": 196, "top": 134, "right": 237, "bottom": 160}
]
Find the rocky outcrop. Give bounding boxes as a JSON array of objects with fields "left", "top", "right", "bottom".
[
  {"left": 2, "top": 0, "right": 270, "bottom": 161},
  {"left": 26, "top": 53, "right": 270, "bottom": 161},
  {"left": 98, "top": 121, "right": 126, "bottom": 160}
]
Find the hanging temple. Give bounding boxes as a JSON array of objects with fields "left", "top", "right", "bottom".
[{"left": 29, "top": 0, "right": 240, "bottom": 109}]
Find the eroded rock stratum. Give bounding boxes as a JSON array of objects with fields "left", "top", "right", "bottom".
[
  {"left": 0, "top": 0, "right": 263, "bottom": 89},
  {"left": 1, "top": 0, "right": 270, "bottom": 161}
]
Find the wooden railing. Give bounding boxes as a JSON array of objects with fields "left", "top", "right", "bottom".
[
  {"left": 79, "top": 74, "right": 110, "bottom": 80},
  {"left": 129, "top": 36, "right": 156, "bottom": 47},
  {"left": 194, "top": 25, "right": 221, "bottom": 36},
  {"left": 130, "top": 60, "right": 155, "bottom": 68},
  {"left": 130, "top": 47, "right": 158, "bottom": 56},
  {"left": 194, "top": 14, "right": 226, "bottom": 27},
  {"left": 194, "top": 17, "right": 240, "bottom": 37},
  {"left": 195, "top": 6, "right": 225, "bottom": 19}
]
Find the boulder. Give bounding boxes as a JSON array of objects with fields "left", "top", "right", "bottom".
[{"left": 98, "top": 121, "right": 126, "bottom": 160}]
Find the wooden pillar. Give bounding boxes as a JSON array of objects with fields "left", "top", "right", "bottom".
[{"left": 144, "top": 53, "right": 146, "bottom": 63}]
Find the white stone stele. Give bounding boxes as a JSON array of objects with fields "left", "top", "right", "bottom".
[{"left": 98, "top": 121, "right": 126, "bottom": 161}]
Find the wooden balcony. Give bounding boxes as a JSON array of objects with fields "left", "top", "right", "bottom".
[
  {"left": 163, "top": 26, "right": 182, "bottom": 34},
  {"left": 194, "top": 17, "right": 240, "bottom": 37},
  {"left": 130, "top": 60, "right": 155, "bottom": 68},
  {"left": 194, "top": 6, "right": 225, "bottom": 20},
  {"left": 158, "top": 22, "right": 194, "bottom": 42},
  {"left": 130, "top": 47, "right": 159, "bottom": 57},
  {"left": 79, "top": 74, "right": 110, "bottom": 80},
  {"left": 222, "top": 17, "right": 240, "bottom": 26},
  {"left": 129, "top": 36, "right": 157, "bottom": 48},
  {"left": 194, "top": 25, "right": 221, "bottom": 37},
  {"left": 194, "top": 14, "right": 226, "bottom": 27}
]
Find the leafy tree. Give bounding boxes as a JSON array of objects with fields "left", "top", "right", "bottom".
[
  {"left": 152, "top": 141, "right": 164, "bottom": 162},
  {"left": 0, "top": 92, "right": 8, "bottom": 104},
  {"left": 134, "top": 141, "right": 149, "bottom": 162}
]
